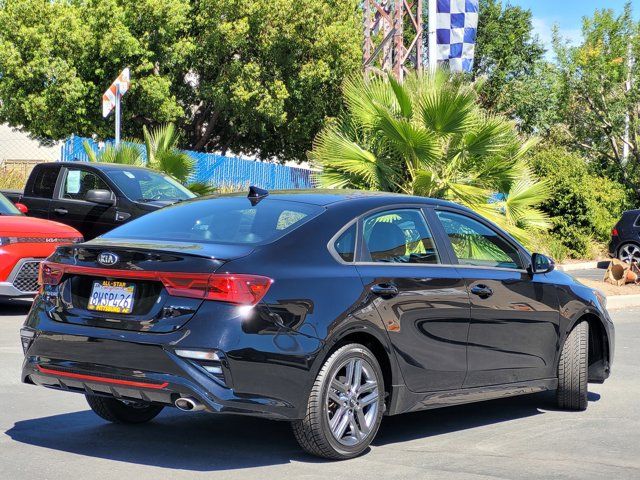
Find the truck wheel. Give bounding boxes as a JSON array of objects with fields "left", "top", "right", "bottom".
[
  {"left": 86, "top": 395, "right": 164, "bottom": 424},
  {"left": 557, "top": 321, "right": 589, "bottom": 411},
  {"left": 292, "top": 344, "right": 384, "bottom": 460}
]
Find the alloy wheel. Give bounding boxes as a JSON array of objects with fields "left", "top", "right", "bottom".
[
  {"left": 326, "top": 357, "right": 380, "bottom": 446},
  {"left": 619, "top": 243, "right": 640, "bottom": 264}
]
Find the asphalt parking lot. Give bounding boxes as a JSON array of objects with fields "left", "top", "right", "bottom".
[{"left": 1, "top": 300, "right": 639, "bottom": 480}]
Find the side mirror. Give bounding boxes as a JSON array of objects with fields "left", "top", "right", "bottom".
[
  {"left": 530, "top": 253, "right": 555, "bottom": 275},
  {"left": 86, "top": 189, "right": 115, "bottom": 206},
  {"left": 15, "top": 203, "right": 28, "bottom": 214}
]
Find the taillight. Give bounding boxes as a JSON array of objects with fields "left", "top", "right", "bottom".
[
  {"left": 612, "top": 227, "right": 619, "bottom": 237},
  {"left": 206, "top": 274, "right": 273, "bottom": 305},
  {"left": 38, "top": 262, "right": 64, "bottom": 286},
  {"left": 162, "top": 273, "right": 273, "bottom": 305},
  {"left": 36, "top": 262, "right": 273, "bottom": 306}
]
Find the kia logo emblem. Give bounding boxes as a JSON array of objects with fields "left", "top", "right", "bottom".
[{"left": 97, "top": 252, "right": 119, "bottom": 266}]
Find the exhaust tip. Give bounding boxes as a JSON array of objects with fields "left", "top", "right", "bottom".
[{"left": 174, "top": 396, "right": 203, "bottom": 412}]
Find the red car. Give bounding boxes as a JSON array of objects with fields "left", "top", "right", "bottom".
[{"left": 0, "top": 193, "right": 82, "bottom": 298}]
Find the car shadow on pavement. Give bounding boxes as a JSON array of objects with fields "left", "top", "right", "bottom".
[
  {"left": 5, "top": 391, "right": 599, "bottom": 470},
  {"left": 0, "top": 299, "right": 32, "bottom": 315}
]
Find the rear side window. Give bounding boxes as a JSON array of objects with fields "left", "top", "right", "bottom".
[
  {"left": 102, "top": 197, "right": 323, "bottom": 245},
  {"left": 362, "top": 209, "right": 440, "bottom": 264},
  {"left": 333, "top": 224, "right": 356, "bottom": 262},
  {"left": 31, "top": 166, "right": 59, "bottom": 198}
]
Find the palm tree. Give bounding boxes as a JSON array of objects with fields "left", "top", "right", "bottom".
[
  {"left": 310, "top": 71, "right": 550, "bottom": 244},
  {"left": 82, "top": 123, "right": 215, "bottom": 196}
]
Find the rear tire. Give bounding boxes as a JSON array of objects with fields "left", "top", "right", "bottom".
[
  {"left": 292, "top": 344, "right": 385, "bottom": 460},
  {"left": 557, "top": 321, "right": 589, "bottom": 411},
  {"left": 85, "top": 395, "right": 164, "bottom": 424}
]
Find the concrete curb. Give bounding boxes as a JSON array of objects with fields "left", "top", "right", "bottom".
[
  {"left": 606, "top": 294, "right": 640, "bottom": 310},
  {"left": 557, "top": 260, "right": 611, "bottom": 272}
]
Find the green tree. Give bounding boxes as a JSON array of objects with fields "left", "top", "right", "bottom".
[
  {"left": 554, "top": 3, "right": 640, "bottom": 197},
  {"left": 529, "top": 144, "right": 631, "bottom": 258},
  {"left": 473, "top": 0, "right": 546, "bottom": 114},
  {"left": 0, "top": 0, "right": 361, "bottom": 162},
  {"left": 310, "top": 71, "right": 550, "bottom": 244}
]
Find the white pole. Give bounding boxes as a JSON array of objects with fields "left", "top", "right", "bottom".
[
  {"left": 428, "top": 0, "right": 437, "bottom": 73},
  {"left": 115, "top": 83, "right": 121, "bottom": 146}
]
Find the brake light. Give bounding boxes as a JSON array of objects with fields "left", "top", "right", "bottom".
[
  {"left": 206, "top": 274, "right": 273, "bottom": 305},
  {"left": 35, "top": 262, "right": 273, "bottom": 306},
  {"left": 39, "top": 262, "right": 64, "bottom": 286},
  {"left": 612, "top": 227, "right": 619, "bottom": 237},
  {"left": 162, "top": 273, "right": 273, "bottom": 305}
]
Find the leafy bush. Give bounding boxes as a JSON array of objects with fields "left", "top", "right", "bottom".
[{"left": 529, "top": 145, "right": 631, "bottom": 258}]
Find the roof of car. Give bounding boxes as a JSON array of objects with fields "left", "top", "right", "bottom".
[
  {"left": 220, "top": 189, "right": 464, "bottom": 208},
  {"left": 50, "top": 161, "right": 152, "bottom": 172}
]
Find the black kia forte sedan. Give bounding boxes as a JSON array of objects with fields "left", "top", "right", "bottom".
[{"left": 20, "top": 189, "right": 614, "bottom": 459}]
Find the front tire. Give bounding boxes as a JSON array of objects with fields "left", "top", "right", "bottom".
[
  {"left": 557, "top": 321, "right": 589, "bottom": 411},
  {"left": 292, "top": 343, "right": 385, "bottom": 460},
  {"left": 85, "top": 395, "right": 164, "bottom": 424}
]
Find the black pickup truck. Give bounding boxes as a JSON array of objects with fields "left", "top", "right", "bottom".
[{"left": 2, "top": 162, "right": 196, "bottom": 240}]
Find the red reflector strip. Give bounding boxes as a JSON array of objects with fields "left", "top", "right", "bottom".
[{"left": 36, "top": 365, "right": 169, "bottom": 390}]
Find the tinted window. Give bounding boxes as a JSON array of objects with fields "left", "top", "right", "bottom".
[
  {"left": 109, "top": 169, "right": 195, "bottom": 202},
  {"left": 334, "top": 224, "right": 356, "bottom": 262},
  {"left": 0, "top": 193, "right": 20, "bottom": 215},
  {"left": 62, "top": 169, "right": 111, "bottom": 201},
  {"left": 102, "top": 197, "right": 323, "bottom": 245},
  {"left": 31, "top": 166, "right": 59, "bottom": 198},
  {"left": 362, "top": 209, "right": 439, "bottom": 264},
  {"left": 436, "top": 211, "right": 523, "bottom": 269}
]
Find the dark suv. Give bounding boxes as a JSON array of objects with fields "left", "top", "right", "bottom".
[
  {"left": 609, "top": 209, "right": 640, "bottom": 263},
  {"left": 21, "top": 190, "right": 614, "bottom": 459}
]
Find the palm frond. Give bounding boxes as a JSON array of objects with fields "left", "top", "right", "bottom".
[
  {"left": 82, "top": 140, "right": 99, "bottom": 162},
  {"left": 186, "top": 181, "right": 216, "bottom": 196},
  {"left": 153, "top": 149, "right": 194, "bottom": 183},
  {"left": 419, "top": 80, "right": 476, "bottom": 135}
]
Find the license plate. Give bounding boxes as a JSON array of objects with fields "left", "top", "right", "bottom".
[{"left": 87, "top": 280, "right": 136, "bottom": 314}]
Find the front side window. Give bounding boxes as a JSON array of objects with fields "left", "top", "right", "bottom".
[
  {"left": 436, "top": 211, "right": 523, "bottom": 269},
  {"left": 62, "top": 169, "right": 111, "bottom": 201},
  {"left": 362, "top": 209, "right": 439, "bottom": 264}
]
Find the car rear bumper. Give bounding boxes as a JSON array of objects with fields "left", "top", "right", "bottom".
[
  {"left": 20, "top": 297, "right": 324, "bottom": 420},
  {"left": 21, "top": 333, "right": 300, "bottom": 420}
]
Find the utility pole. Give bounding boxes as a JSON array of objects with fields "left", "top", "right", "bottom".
[{"left": 362, "top": 0, "right": 425, "bottom": 81}]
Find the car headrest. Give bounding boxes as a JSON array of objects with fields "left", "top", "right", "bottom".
[{"left": 367, "top": 222, "right": 406, "bottom": 261}]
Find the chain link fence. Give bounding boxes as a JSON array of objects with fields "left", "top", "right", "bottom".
[
  {"left": 0, "top": 124, "right": 62, "bottom": 189},
  {"left": 0, "top": 125, "right": 317, "bottom": 191}
]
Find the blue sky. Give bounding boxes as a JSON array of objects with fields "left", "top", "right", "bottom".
[{"left": 508, "top": 1, "right": 635, "bottom": 51}]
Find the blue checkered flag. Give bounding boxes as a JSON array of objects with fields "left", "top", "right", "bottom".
[{"left": 435, "top": 0, "right": 479, "bottom": 73}]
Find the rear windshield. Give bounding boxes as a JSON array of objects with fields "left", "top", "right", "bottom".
[{"left": 102, "top": 197, "right": 324, "bottom": 245}]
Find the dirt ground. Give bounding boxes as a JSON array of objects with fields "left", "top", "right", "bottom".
[{"left": 579, "top": 278, "right": 640, "bottom": 296}]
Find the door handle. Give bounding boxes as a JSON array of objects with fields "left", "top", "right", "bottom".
[
  {"left": 54, "top": 208, "right": 68, "bottom": 215},
  {"left": 470, "top": 284, "right": 493, "bottom": 299},
  {"left": 370, "top": 283, "right": 399, "bottom": 298}
]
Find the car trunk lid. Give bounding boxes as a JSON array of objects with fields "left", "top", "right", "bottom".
[{"left": 43, "top": 240, "right": 255, "bottom": 333}]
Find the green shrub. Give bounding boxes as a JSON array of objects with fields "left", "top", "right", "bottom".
[{"left": 529, "top": 145, "right": 631, "bottom": 258}]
